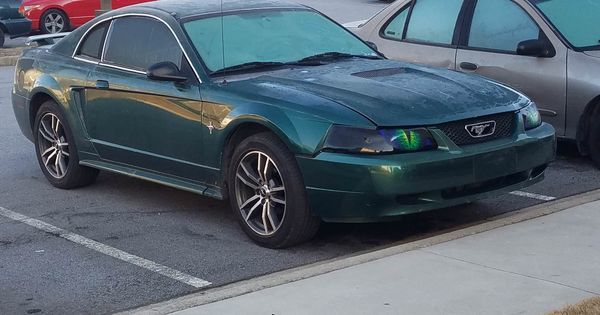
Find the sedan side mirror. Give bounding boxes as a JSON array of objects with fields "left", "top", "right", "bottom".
[
  {"left": 147, "top": 62, "right": 188, "bottom": 82},
  {"left": 517, "top": 39, "right": 555, "bottom": 58},
  {"left": 366, "top": 41, "right": 379, "bottom": 52}
]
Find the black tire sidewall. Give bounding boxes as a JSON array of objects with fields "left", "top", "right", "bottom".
[
  {"left": 0, "top": 29, "right": 5, "bottom": 48},
  {"left": 227, "top": 133, "right": 313, "bottom": 248},
  {"left": 33, "top": 101, "right": 81, "bottom": 187},
  {"left": 590, "top": 119, "right": 600, "bottom": 168},
  {"left": 40, "top": 9, "right": 69, "bottom": 34}
]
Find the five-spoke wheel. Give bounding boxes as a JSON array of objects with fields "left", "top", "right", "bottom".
[
  {"left": 235, "top": 151, "right": 287, "bottom": 236},
  {"left": 37, "top": 113, "right": 70, "bottom": 179},
  {"left": 228, "top": 132, "right": 320, "bottom": 248},
  {"left": 34, "top": 100, "right": 98, "bottom": 189},
  {"left": 41, "top": 10, "right": 68, "bottom": 34}
]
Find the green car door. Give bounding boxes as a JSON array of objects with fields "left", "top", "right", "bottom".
[{"left": 79, "top": 16, "right": 208, "bottom": 181}]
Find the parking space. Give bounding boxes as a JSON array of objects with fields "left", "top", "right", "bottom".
[{"left": 1, "top": 1, "right": 599, "bottom": 314}]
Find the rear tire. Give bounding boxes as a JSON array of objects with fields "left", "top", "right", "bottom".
[
  {"left": 34, "top": 100, "right": 99, "bottom": 189},
  {"left": 0, "top": 29, "right": 5, "bottom": 48},
  {"left": 227, "top": 132, "right": 320, "bottom": 248}
]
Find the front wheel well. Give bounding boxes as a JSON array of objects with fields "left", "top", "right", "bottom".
[
  {"left": 221, "top": 123, "right": 280, "bottom": 199},
  {"left": 576, "top": 95, "right": 600, "bottom": 155}
]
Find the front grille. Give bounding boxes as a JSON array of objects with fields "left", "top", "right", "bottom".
[{"left": 436, "top": 112, "right": 515, "bottom": 146}]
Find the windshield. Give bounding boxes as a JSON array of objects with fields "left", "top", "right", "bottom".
[
  {"left": 183, "top": 9, "right": 378, "bottom": 74},
  {"left": 531, "top": 0, "right": 600, "bottom": 50}
]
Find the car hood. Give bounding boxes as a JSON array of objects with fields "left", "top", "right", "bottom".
[{"left": 223, "top": 59, "right": 529, "bottom": 127}]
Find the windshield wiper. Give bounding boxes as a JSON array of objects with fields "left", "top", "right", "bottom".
[
  {"left": 297, "top": 52, "right": 381, "bottom": 63},
  {"left": 211, "top": 61, "right": 288, "bottom": 75}
]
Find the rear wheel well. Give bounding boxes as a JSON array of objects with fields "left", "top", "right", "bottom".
[
  {"left": 221, "top": 123, "right": 276, "bottom": 199},
  {"left": 29, "top": 93, "right": 55, "bottom": 132},
  {"left": 576, "top": 95, "right": 600, "bottom": 155}
]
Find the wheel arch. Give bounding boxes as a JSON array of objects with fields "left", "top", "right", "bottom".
[
  {"left": 576, "top": 95, "right": 600, "bottom": 155},
  {"left": 28, "top": 88, "right": 64, "bottom": 133},
  {"left": 0, "top": 22, "right": 8, "bottom": 34},
  {"left": 219, "top": 118, "right": 295, "bottom": 198}
]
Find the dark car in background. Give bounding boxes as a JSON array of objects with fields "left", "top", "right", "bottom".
[{"left": 0, "top": 0, "right": 31, "bottom": 47}]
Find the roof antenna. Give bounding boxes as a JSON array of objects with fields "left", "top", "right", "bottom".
[{"left": 220, "top": 0, "right": 225, "bottom": 73}]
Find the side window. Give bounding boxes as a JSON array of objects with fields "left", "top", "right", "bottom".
[
  {"left": 76, "top": 22, "right": 109, "bottom": 60},
  {"left": 103, "top": 17, "right": 183, "bottom": 71},
  {"left": 468, "top": 0, "right": 540, "bottom": 52},
  {"left": 382, "top": 6, "right": 409, "bottom": 40},
  {"left": 405, "top": 0, "right": 463, "bottom": 45}
]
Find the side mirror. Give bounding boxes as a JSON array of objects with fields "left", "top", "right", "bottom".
[
  {"left": 147, "top": 62, "right": 188, "bottom": 82},
  {"left": 366, "top": 41, "right": 379, "bottom": 52},
  {"left": 517, "top": 39, "right": 554, "bottom": 58}
]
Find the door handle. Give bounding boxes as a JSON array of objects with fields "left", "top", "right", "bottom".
[
  {"left": 95, "top": 80, "right": 109, "bottom": 89},
  {"left": 459, "top": 62, "right": 478, "bottom": 71}
]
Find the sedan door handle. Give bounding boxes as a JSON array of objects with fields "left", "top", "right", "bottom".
[
  {"left": 95, "top": 80, "right": 109, "bottom": 89},
  {"left": 459, "top": 62, "right": 478, "bottom": 71}
]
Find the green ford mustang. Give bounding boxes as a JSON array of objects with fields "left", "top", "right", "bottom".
[{"left": 12, "top": 0, "right": 556, "bottom": 248}]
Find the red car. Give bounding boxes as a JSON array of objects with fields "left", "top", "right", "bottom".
[{"left": 19, "top": 0, "right": 153, "bottom": 34}]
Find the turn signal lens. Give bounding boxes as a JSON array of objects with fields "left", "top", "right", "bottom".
[{"left": 520, "top": 102, "right": 542, "bottom": 130}]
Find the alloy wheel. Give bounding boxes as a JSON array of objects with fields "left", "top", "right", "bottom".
[
  {"left": 37, "top": 113, "right": 70, "bottom": 179},
  {"left": 44, "top": 13, "right": 65, "bottom": 33},
  {"left": 235, "top": 151, "right": 286, "bottom": 236}
]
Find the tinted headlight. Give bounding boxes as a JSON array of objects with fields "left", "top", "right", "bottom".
[
  {"left": 520, "top": 102, "right": 542, "bottom": 130},
  {"left": 323, "top": 126, "right": 438, "bottom": 154}
]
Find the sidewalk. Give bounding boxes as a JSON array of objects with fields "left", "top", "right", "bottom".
[{"left": 173, "top": 200, "right": 600, "bottom": 315}]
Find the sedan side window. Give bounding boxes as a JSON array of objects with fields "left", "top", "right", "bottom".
[
  {"left": 103, "top": 17, "right": 183, "bottom": 72},
  {"left": 468, "top": 0, "right": 540, "bottom": 52},
  {"left": 76, "top": 22, "right": 110, "bottom": 60},
  {"left": 405, "top": 0, "right": 463, "bottom": 45},
  {"left": 382, "top": 6, "right": 409, "bottom": 40}
]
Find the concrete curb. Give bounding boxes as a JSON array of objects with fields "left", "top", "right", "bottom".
[
  {"left": 0, "top": 55, "right": 19, "bottom": 66},
  {"left": 123, "top": 189, "right": 600, "bottom": 315},
  {"left": 0, "top": 47, "right": 26, "bottom": 66}
]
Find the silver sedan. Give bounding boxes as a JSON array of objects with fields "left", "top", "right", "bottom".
[{"left": 348, "top": 0, "right": 600, "bottom": 166}]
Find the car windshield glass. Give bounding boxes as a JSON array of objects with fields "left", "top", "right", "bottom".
[
  {"left": 183, "top": 9, "right": 378, "bottom": 74},
  {"left": 531, "top": 0, "right": 600, "bottom": 50}
]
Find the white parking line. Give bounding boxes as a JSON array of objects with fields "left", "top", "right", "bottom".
[
  {"left": 0, "top": 207, "right": 211, "bottom": 289},
  {"left": 510, "top": 191, "right": 556, "bottom": 201}
]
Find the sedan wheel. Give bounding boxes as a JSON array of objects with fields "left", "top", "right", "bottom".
[
  {"left": 228, "top": 132, "right": 320, "bottom": 248},
  {"left": 235, "top": 151, "right": 287, "bottom": 236},
  {"left": 42, "top": 10, "right": 67, "bottom": 34}
]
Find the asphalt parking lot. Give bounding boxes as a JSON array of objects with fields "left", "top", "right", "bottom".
[{"left": 1, "top": 1, "right": 600, "bottom": 314}]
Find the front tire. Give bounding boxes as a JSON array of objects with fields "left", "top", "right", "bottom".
[
  {"left": 40, "top": 9, "right": 69, "bottom": 34},
  {"left": 227, "top": 132, "right": 320, "bottom": 248},
  {"left": 34, "top": 101, "right": 99, "bottom": 189}
]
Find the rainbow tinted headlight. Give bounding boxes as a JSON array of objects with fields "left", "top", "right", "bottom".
[
  {"left": 323, "top": 126, "right": 438, "bottom": 154},
  {"left": 520, "top": 102, "right": 542, "bottom": 130}
]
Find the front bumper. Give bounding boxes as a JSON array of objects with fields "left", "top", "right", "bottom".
[{"left": 297, "top": 123, "right": 556, "bottom": 222}]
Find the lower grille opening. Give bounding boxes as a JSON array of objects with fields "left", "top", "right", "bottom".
[{"left": 441, "top": 171, "right": 530, "bottom": 199}]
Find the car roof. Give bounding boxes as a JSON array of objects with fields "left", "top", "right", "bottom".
[{"left": 131, "top": 0, "right": 308, "bottom": 19}]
